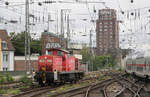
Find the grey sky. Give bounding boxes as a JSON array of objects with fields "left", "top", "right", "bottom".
[{"left": 0, "top": 0, "right": 150, "bottom": 51}]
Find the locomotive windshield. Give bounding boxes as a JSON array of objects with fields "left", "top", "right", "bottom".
[
  {"left": 57, "top": 51, "right": 64, "bottom": 56},
  {"left": 48, "top": 51, "right": 53, "bottom": 55}
]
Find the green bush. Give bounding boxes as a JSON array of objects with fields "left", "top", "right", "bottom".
[
  {"left": 6, "top": 73, "right": 14, "bottom": 82},
  {"left": 0, "top": 75, "right": 6, "bottom": 84},
  {"left": 19, "top": 75, "right": 32, "bottom": 86},
  {"left": 0, "top": 89, "right": 7, "bottom": 94}
]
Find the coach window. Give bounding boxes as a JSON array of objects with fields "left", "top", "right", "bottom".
[
  {"left": 137, "top": 66, "right": 143, "bottom": 72},
  {"left": 127, "top": 65, "right": 131, "bottom": 70},
  {"left": 149, "top": 61, "right": 150, "bottom": 70}
]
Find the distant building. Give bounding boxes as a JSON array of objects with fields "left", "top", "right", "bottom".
[
  {"left": 41, "top": 31, "right": 67, "bottom": 55},
  {"left": 96, "top": 9, "right": 119, "bottom": 55},
  {"left": 0, "top": 30, "right": 15, "bottom": 71}
]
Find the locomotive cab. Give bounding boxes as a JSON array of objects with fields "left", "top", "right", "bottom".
[{"left": 34, "top": 48, "right": 84, "bottom": 86}]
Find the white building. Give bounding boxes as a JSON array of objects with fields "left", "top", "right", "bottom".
[{"left": 0, "top": 30, "right": 15, "bottom": 71}]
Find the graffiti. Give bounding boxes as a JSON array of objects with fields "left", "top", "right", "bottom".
[{"left": 46, "top": 43, "right": 61, "bottom": 49}]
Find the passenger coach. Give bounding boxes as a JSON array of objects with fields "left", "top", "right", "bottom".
[{"left": 126, "top": 51, "right": 150, "bottom": 79}]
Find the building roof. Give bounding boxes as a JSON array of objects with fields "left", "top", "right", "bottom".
[
  {"left": 0, "top": 30, "right": 15, "bottom": 51},
  {"left": 42, "top": 31, "right": 67, "bottom": 40},
  {"left": 47, "top": 48, "right": 69, "bottom": 53},
  {"left": 42, "top": 31, "right": 60, "bottom": 38}
]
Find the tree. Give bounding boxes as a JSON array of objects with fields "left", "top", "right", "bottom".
[
  {"left": 30, "top": 38, "right": 42, "bottom": 55},
  {"left": 10, "top": 32, "right": 25, "bottom": 56},
  {"left": 93, "top": 55, "right": 117, "bottom": 71},
  {"left": 80, "top": 47, "right": 90, "bottom": 64},
  {"left": 10, "top": 32, "right": 41, "bottom": 56},
  {"left": 80, "top": 47, "right": 117, "bottom": 71}
]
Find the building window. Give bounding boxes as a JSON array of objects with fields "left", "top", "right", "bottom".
[
  {"left": 99, "top": 29, "right": 103, "bottom": 31},
  {"left": 3, "top": 53, "right": 8, "bottom": 62},
  {"left": 3, "top": 53, "right": 8, "bottom": 65},
  {"left": 3, "top": 52, "right": 9, "bottom": 71},
  {"left": 100, "top": 31, "right": 103, "bottom": 34},
  {"left": 2, "top": 41, "right": 8, "bottom": 50},
  {"left": 110, "top": 27, "right": 113, "bottom": 31},
  {"left": 104, "top": 22, "right": 108, "bottom": 24},
  {"left": 99, "top": 35, "right": 102, "bottom": 38},
  {"left": 110, "top": 22, "right": 113, "bottom": 24},
  {"left": 104, "top": 25, "right": 108, "bottom": 28},
  {"left": 3, "top": 68, "right": 8, "bottom": 71},
  {"left": 104, "top": 29, "right": 108, "bottom": 31}
]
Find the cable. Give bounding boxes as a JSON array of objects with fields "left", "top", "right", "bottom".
[{"left": 85, "top": 0, "right": 96, "bottom": 30}]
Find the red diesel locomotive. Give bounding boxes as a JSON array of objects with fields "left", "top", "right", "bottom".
[{"left": 34, "top": 48, "right": 84, "bottom": 85}]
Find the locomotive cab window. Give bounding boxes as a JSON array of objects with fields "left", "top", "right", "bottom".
[
  {"left": 39, "top": 59, "right": 45, "bottom": 63},
  {"left": 47, "top": 59, "right": 52, "bottom": 63},
  {"left": 48, "top": 51, "right": 53, "bottom": 55},
  {"left": 57, "top": 51, "right": 64, "bottom": 56},
  {"left": 57, "top": 51, "right": 65, "bottom": 61}
]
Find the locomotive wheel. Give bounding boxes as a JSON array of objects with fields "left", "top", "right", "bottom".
[
  {"left": 39, "top": 72, "right": 46, "bottom": 86},
  {"left": 39, "top": 79, "right": 44, "bottom": 86}
]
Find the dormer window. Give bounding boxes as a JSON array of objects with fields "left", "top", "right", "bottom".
[{"left": 2, "top": 41, "right": 8, "bottom": 50}]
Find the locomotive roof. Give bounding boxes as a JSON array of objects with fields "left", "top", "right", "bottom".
[{"left": 47, "top": 48, "right": 69, "bottom": 53}]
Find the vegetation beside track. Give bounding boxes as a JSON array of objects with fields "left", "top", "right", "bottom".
[
  {"left": 0, "top": 73, "right": 14, "bottom": 85},
  {"left": 0, "top": 88, "right": 21, "bottom": 95},
  {"left": 0, "top": 70, "right": 123, "bottom": 96},
  {"left": 48, "top": 72, "right": 111, "bottom": 97},
  {"left": 0, "top": 74, "right": 34, "bottom": 96}
]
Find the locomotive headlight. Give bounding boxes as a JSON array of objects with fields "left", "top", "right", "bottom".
[
  {"left": 42, "top": 67, "right": 46, "bottom": 71},
  {"left": 44, "top": 57, "right": 47, "bottom": 59}
]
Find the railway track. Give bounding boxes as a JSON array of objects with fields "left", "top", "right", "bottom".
[
  {"left": 1, "top": 82, "right": 21, "bottom": 89},
  {"left": 111, "top": 76, "right": 149, "bottom": 97},
  {"left": 48, "top": 78, "right": 115, "bottom": 97},
  {"left": 11, "top": 86, "right": 58, "bottom": 97},
  {"left": 10, "top": 76, "right": 98, "bottom": 97},
  {"left": 47, "top": 74, "right": 150, "bottom": 97},
  {"left": 8, "top": 72, "right": 149, "bottom": 97}
]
